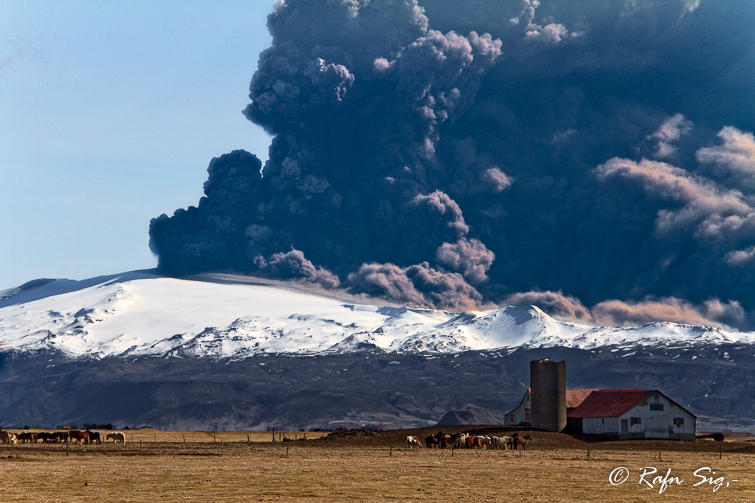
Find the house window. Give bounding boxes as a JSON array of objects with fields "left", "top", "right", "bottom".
[
  {"left": 673, "top": 417, "right": 684, "bottom": 427},
  {"left": 650, "top": 403, "right": 664, "bottom": 411},
  {"left": 630, "top": 417, "right": 641, "bottom": 426}
]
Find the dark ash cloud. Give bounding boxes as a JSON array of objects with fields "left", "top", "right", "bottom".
[{"left": 150, "top": 0, "right": 755, "bottom": 330}]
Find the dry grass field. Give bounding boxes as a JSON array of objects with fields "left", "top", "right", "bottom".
[{"left": 1, "top": 427, "right": 754, "bottom": 502}]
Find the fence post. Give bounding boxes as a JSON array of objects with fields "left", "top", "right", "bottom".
[
  {"left": 272, "top": 428, "right": 275, "bottom": 443},
  {"left": 154, "top": 434, "right": 157, "bottom": 443},
  {"left": 139, "top": 440, "right": 142, "bottom": 454},
  {"left": 247, "top": 434, "right": 250, "bottom": 443},
  {"left": 66, "top": 437, "right": 69, "bottom": 457},
  {"left": 221, "top": 440, "right": 223, "bottom": 456},
  {"left": 214, "top": 434, "right": 216, "bottom": 443},
  {"left": 286, "top": 444, "right": 289, "bottom": 456},
  {"left": 183, "top": 435, "right": 186, "bottom": 443}
]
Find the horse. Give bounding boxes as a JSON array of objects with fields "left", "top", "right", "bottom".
[
  {"left": 406, "top": 435, "right": 420, "bottom": 449},
  {"left": 17, "top": 432, "right": 37, "bottom": 444},
  {"left": 86, "top": 430, "right": 101, "bottom": 445},
  {"left": 438, "top": 434, "right": 455, "bottom": 449},
  {"left": 454, "top": 433, "right": 468, "bottom": 448},
  {"left": 0, "top": 430, "right": 17, "bottom": 445},
  {"left": 513, "top": 433, "right": 533, "bottom": 450},
  {"left": 106, "top": 432, "right": 126, "bottom": 444},
  {"left": 68, "top": 430, "right": 89, "bottom": 443},
  {"left": 477, "top": 436, "right": 492, "bottom": 449}
]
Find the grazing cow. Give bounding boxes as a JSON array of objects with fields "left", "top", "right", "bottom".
[
  {"left": 406, "top": 435, "right": 420, "bottom": 449},
  {"left": 86, "top": 430, "right": 101, "bottom": 445},
  {"left": 106, "top": 432, "right": 126, "bottom": 444},
  {"left": 0, "top": 430, "right": 17, "bottom": 445},
  {"left": 68, "top": 430, "right": 89, "bottom": 443}
]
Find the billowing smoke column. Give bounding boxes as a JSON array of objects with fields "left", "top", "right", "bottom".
[{"left": 150, "top": 0, "right": 755, "bottom": 329}]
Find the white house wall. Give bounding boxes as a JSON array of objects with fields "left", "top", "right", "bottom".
[
  {"left": 583, "top": 417, "right": 618, "bottom": 434},
  {"left": 504, "top": 390, "right": 530, "bottom": 426},
  {"left": 618, "top": 393, "right": 696, "bottom": 439},
  {"left": 579, "top": 392, "right": 695, "bottom": 439}
]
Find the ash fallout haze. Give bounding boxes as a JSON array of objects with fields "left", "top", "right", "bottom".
[{"left": 148, "top": 0, "right": 755, "bottom": 329}]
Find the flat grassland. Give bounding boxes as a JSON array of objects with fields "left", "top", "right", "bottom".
[{"left": 1, "top": 427, "right": 754, "bottom": 502}]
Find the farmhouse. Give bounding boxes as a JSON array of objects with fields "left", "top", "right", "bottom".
[
  {"left": 566, "top": 389, "right": 697, "bottom": 440},
  {"left": 504, "top": 388, "right": 595, "bottom": 426},
  {"left": 507, "top": 359, "right": 697, "bottom": 440}
]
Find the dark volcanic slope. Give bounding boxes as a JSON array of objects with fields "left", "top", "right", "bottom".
[{"left": 0, "top": 346, "right": 752, "bottom": 431}]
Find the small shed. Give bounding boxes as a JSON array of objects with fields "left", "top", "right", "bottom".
[
  {"left": 567, "top": 389, "right": 696, "bottom": 440},
  {"left": 504, "top": 388, "right": 596, "bottom": 426}
]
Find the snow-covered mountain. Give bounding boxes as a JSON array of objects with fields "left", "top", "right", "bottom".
[
  {"left": 2, "top": 271, "right": 753, "bottom": 360},
  {"left": 2, "top": 271, "right": 754, "bottom": 431}
]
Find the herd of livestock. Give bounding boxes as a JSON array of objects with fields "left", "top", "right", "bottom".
[
  {"left": 407, "top": 431, "right": 533, "bottom": 450},
  {"left": 0, "top": 429, "right": 126, "bottom": 445}
]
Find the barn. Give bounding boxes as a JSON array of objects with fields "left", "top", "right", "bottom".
[
  {"left": 504, "top": 388, "right": 596, "bottom": 426},
  {"left": 566, "top": 389, "right": 697, "bottom": 440}
]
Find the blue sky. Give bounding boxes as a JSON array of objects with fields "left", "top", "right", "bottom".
[{"left": 0, "top": 1, "right": 274, "bottom": 289}]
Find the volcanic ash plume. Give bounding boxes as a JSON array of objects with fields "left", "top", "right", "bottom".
[{"left": 150, "top": 0, "right": 755, "bottom": 328}]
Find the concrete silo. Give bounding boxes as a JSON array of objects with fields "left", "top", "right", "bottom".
[{"left": 530, "top": 359, "right": 566, "bottom": 432}]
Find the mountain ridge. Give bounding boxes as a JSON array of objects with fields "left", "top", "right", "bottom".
[
  {"left": 2, "top": 272, "right": 753, "bottom": 360},
  {"left": 2, "top": 272, "right": 754, "bottom": 431}
]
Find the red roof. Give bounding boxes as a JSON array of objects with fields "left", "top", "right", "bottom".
[
  {"left": 566, "top": 389, "right": 598, "bottom": 408},
  {"left": 567, "top": 390, "right": 654, "bottom": 418}
]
